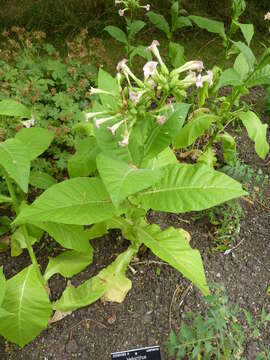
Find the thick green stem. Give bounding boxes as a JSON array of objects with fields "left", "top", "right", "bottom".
[{"left": 3, "top": 170, "right": 38, "bottom": 267}]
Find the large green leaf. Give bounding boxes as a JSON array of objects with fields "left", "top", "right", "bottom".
[
  {"left": 173, "top": 17, "right": 192, "bottom": 31},
  {"left": 14, "top": 177, "right": 118, "bottom": 226},
  {"left": 146, "top": 103, "right": 190, "bottom": 157},
  {"left": 104, "top": 26, "right": 128, "bottom": 44},
  {"left": 238, "top": 111, "right": 269, "bottom": 159},
  {"left": 96, "top": 153, "right": 163, "bottom": 207},
  {"left": 128, "top": 20, "right": 146, "bottom": 39},
  {"left": 97, "top": 246, "right": 136, "bottom": 303},
  {"left": 173, "top": 114, "right": 218, "bottom": 149},
  {"left": 232, "top": 41, "right": 256, "bottom": 70},
  {"left": 98, "top": 68, "right": 120, "bottom": 112},
  {"left": 34, "top": 222, "right": 92, "bottom": 253},
  {"left": 137, "top": 223, "right": 209, "bottom": 295},
  {"left": 147, "top": 12, "right": 170, "bottom": 37},
  {"left": 15, "top": 128, "right": 54, "bottom": 161},
  {"left": 189, "top": 15, "right": 226, "bottom": 40},
  {"left": 0, "top": 99, "right": 30, "bottom": 118},
  {"left": 217, "top": 68, "right": 243, "bottom": 89},
  {"left": 11, "top": 226, "right": 38, "bottom": 257},
  {"left": 237, "top": 22, "right": 254, "bottom": 46},
  {"left": 53, "top": 276, "right": 105, "bottom": 311},
  {"left": 245, "top": 66, "right": 270, "bottom": 88},
  {"left": 234, "top": 53, "right": 250, "bottom": 80},
  {"left": 0, "top": 266, "right": 6, "bottom": 306},
  {"left": 44, "top": 250, "right": 93, "bottom": 281},
  {"left": 138, "top": 163, "right": 247, "bottom": 213},
  {"left": 68, "top": 137, "right": 99, "bottom": 178},
  {"left": 0, "top": 139, "right": 30, "bottom": 193},
  {"left": 0, "top": 265, "right": 52, "bottom": 347},
  {"left": 169, "top": 42, "right": 185, "bottom": 68},
  {"left": 29, "top": 171, "right": 57, "bottom": 190}
]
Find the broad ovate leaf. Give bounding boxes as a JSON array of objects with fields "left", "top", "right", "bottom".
[
  {"left": 0, "top": 265, "right": 52, "bottom": 347},
  {"left": 173, "top": 114, "right": 217, "bottom": 149},
  {"left": 245, "top": 66, "right": 270, "bottom": 88},
  {"left": 0, "top": 99, "right": 30, "bottom": 118},
  {"left": 137, "top": 223, "right": 209, "bottom": 295},
  {"left": 189, "top": 15, "right": 226, "bottom": 40},
  {"left": 238, "top": 111, "right": 269, "bottom": 159},
  {"left": 34, "top": 222, "right": 92, "bottom": 253},
  {"left": 104, "top": 26, "right": 128, "bottom": 44},
  {"left": 147, "top": 11, "right": 170, "bottom": 37},
  {"left": 53, "top": 276, "right": 105, "bottom": 312},
  {"left": 15, "top": 128, "right": 54, "bottom": 161},
  {"left": 96, "top": 153, "right": 163, "bottom": 207},
  {"left": 44, "top": 250, "right": 93, "bottom": 281},
  {"left": 14, "top": 178, "right": 118, "bottom": 226},
  {"left": 97, "top": 246, "right": 136, "bottom": 303},
  {"left": 138, "top": 163, "right": 247, "bottom": 213},
  {"left": 217, "top": 68, "right": 242, "bottom": 89},
  {"left": 0, "top": 138, "right": 30, "bottom": 193}
]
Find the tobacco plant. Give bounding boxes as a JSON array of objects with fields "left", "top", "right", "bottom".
[{"left": 0, "top": 38, "right": 248, "bottom": 347}]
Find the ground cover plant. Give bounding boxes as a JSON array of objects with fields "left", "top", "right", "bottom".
[{"left": 0, "top": 0, "right": 269, "bottom": 355}]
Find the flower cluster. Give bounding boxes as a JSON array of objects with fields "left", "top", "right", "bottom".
[
  {"left": 115, "top": 0, "right": 150, "bottom": 17},
  {"left": 264, "top": 12, "right": 270, "bottom": 21},
  {"left": 87, "top": 41, "right": 213, "bottom": 147}
]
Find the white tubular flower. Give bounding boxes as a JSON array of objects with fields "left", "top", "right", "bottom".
[
  {"left": 84, "top": 111, "right": 106, "bottom": 122},
  {"left": 94, "top": 116, "right": 115, "bottom": 128},
  {"left": 143, "top": 61, "right": 158, "bottom": 79},
  {"left": 156, "top": 115, "right": 167, "bottom": 125},
  {"left": 179, "top": 71, "right": 197, "bottom": 87},
  {"left": 195, "top": 74, "right": 203, "bottom": 88},
  {"left": 147, "top": 40, "right": 169, "bottom": 75},
  {"left": 205, "top": 70, "right": 213, "bottom": 86},
  {"left": 107, "top": 120, "right": 124, "bottom": 136},
  {"left": 264, "top": 12, "right": 270, "bottom": 20},
  {"left": 90, "top": 87, "right": 115, "bottom": 96},
  {"left": 118, "top": 132, "right": 130, "bottom": 147},
  {"left": 145, "top": 4, "right": 151, "bottom": 11},
  {"left": 171, "top": 60, "right": 204, "bottom": 77},
  {"left": 117, "top": 58, "right": 144, "bottom": 87},
  {"left": 146, "top": 78, "right": 156, "bottom": 89},
  {"left": 119, "top": 9, "right": 126, "bottom": 16},
  {"left": 116, "top": 58, "right": 128, "bottom": 72},
  {"left": 115, "top": 0, "right": 123, "bottom": 4},
  {"left": 129, "top": 90, "right": 143, "bottom": 104}
]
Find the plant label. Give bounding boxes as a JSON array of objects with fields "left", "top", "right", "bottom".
[{"left": 111, "top": 346, "right": 161, "bottom": 360}]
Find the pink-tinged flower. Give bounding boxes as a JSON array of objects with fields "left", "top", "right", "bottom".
[
  {"left": 129, "top": 90, "right": 143, "bottom": 104},
  {"left": 157, "top": 115, "right": 167, "bottom": 125},
  {"left": 94, "top": 116, "right": 115, "bottom": 128},
  {"left": 147, "top": 40, "right": 160, "bottom": 53},
  {"left": 119, "top": 9, "right": 125, "bottom": 16},
  {"left": 84, "top": 111, "right": 105, "bottom": 122},
  {"left": 143, "top": 61, "right": 158, "bottom": 79},
  {"left": 206, "top": 70, "right": 213, "bottom": 86},
  {"left": 107, "top": 120, "right": 124, "bottom": 136},
  {"left": 171, "top": 60, "right": 204, "bottom": 77},
  {"left": 146, "top": 4, "right": 150, "bottom": 11},
  {"left": 146, "top": 78, "right": 156, "bottom": 89},
  {"left": 264, "top": 12, "right": 270, "bottom": 20},
  {"left": 116, "top": 58, "right": 128, "bottom": 72},
  {"left": 195, "top": 74, "right": 203, "bottom": 88},
  {"left": 118, "top": 132, "right": 129, "bottom": 147}
]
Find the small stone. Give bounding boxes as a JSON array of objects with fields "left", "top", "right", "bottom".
[{"left": 66, "top": 340, "right": 78, "bottom": 353}]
